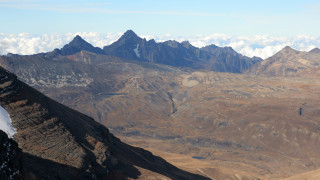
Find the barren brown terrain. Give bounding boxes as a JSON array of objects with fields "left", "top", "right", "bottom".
[
  {"left": 0, "top": 65, "right": 208, "bottom": 179},
  {"left": 1, "top": 42, "right": 320, "bottom": 179},
  {"left": 283, "top": 168, "right": 320, "bottom": 180},
  {"left": 114, "top": 70, "right": 320, "bottom": 179}
]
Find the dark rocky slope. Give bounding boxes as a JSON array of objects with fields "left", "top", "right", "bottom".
[
  {"left": 0, "top": 130, "right": 23, "bottom": 180},
  {"left": 0, "top": 67, "right": 209, "bottom": 180}
]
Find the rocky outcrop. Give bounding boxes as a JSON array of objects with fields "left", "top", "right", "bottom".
[{"left": 200, "top": 44, "right": 262, "bottom": 72}]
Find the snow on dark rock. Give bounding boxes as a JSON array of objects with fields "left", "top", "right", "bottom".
[
  {"left": 0, "top": 130, "right": 23, "bottom": 180},
  {"left": 0, "top": 105, "right": 16, "bottom": 139}
]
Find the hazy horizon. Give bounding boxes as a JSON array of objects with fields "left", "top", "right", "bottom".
[
  {"left": 0, "top": 31, "right": 319, "bottom": 59},
  {"left": 0, "top": 0, "right": 320, "bottom": 59}
]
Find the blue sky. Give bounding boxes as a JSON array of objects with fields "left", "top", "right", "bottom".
[
  {"left": 0, "top": 0, "right": 320, "bottom": 36},
  {"left": 0, "top": 0, "right": 320, "bottom": 58}
]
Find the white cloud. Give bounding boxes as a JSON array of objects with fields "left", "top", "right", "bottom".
[
  {"left": 0, "top": 32, "right": 319, "bottom": 59},
  {"left": 0, "top": 32, "right": 121, "bottom": 55},
  {"left": 152, "top": 34, "right": 320, "bottom": 59}
]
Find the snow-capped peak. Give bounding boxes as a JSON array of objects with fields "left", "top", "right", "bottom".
[
  {"left": 0, "top": 105, "right": 16, "bottom": 138},
  {"left": 133, "top": 44, "right": 140, "bottom": 58}
]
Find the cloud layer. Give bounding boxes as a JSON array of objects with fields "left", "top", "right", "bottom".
[{"left": 0, "top": 32, "right": 319, "bottom": 59}]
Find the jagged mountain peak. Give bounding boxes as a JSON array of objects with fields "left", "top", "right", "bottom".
[
  {"left": 200, "top": 44, "right": 219, "bottom": 52},
  {"left": 181, "top": 40, "right": 190, "bottom": 45},
  {"left": 105, "top": 30, "right": 142, "bottom": 50},
  {"left": 181, "top": 41, "right": 193, "bottom": 48},
  {"left": 247, "top": 44, "right": 320, "bottom": 77},
  {"left": 102, "top": 29, "right": 261, "bottom": 72},
  {"left": 269, "top": 46, "right": 300, "bottom": 58},
  {"left": 147, "top": 38, "right": 157, "bottom": 44},
  {"left": 62, "top": 35, "right": 92, "bottom": 50},
  {"left": 45, "top": 35, "right": 105, "bottom": 58},
  {"left": 69, "top": 35, "right": 86, "bottom": 44},
  {"left": 309, "top": 47, "right": 320, "bottom": 53},
  {"left": 223, "top": 46, "right": 235, "bottom": 52},
  {"left": 163, "top": 40, "right": 180, "bottom": 48},
  {"left": 266, "top": 46, "right": 301, "bottom": 61},
  {"left": 201, "top": 44, "right": 235, "bottom": 54},
  {"left": 119, "top": 30, "right": 141, "bottom": 41},
  {"left": 58, "top": 35, "right": 105, "bottom": 56},
  {"left": 162, "top": 40, "right": 194, "bottom": 49},
  {"left": 281, "top": 46, "right": 298, "bottom": 52},
  {"left": 203, "top": 44, "right": 218, "bottom": 48},
  {"left": 102, "top": 30, "right": 143, "bottom": 60},
  {"left": 124, "top": 29, "right": 137, "bottom": 36}
]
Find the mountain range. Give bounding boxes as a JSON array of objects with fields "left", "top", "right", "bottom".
[
  {"left": 1, "top": 30, "right": 320, "bottom": 179},
  {"left": 102, "top": 30, "right": 262, "bottom": 73},
  {"left": 43, "top": 30, "right": 262, "bottom": 73}
]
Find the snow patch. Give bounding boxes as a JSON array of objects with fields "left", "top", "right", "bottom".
[
  {"left": 133, "top": 44, "right": 140, "bottom": 58},
  {"left": 0, "top": 105, "right": 16, "bottom": 138}
]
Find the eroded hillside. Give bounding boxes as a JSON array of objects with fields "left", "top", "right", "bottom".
[
  {"left": 0, "top": 64, "right": 208, "bottom": 179},
  {"left": 1, "top": 38, "right": 320, "bottom": 179}
]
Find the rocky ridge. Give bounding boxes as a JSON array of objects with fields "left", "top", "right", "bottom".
[
  {"left": 103, "top": 30, "right": 262, "bottom": 73},
  {"left": 47, "top": 35, "right": 105, "bottom": 57},
  {"left": 247, "top": 46, "right": 320, "bottom": 77}
]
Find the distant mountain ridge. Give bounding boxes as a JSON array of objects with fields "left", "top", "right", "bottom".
[
  {"left": 103, "top": 30, "right": 262, "bottom": 73},
  {"left": 60, "top": 35, "right": 106, "bottom": 55},
  {"left": 41, "top": 30, "right": 261, "bottom": 73},
  {"left": 46, "top": 35, "right": 105, "bottom": 57},
  {"left": 247, "top": 46, "right": 320, "bottom": 77},
  {"left": 309, "top": 47, "right": 320, "bottom": 54}
]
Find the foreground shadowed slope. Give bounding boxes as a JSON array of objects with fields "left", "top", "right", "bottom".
[
  {"left": 0, "top": 67, "right": 209, "bottom": 180},
  {"left": 0, "top": 130, "right": 23, "bottom": 180}
]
